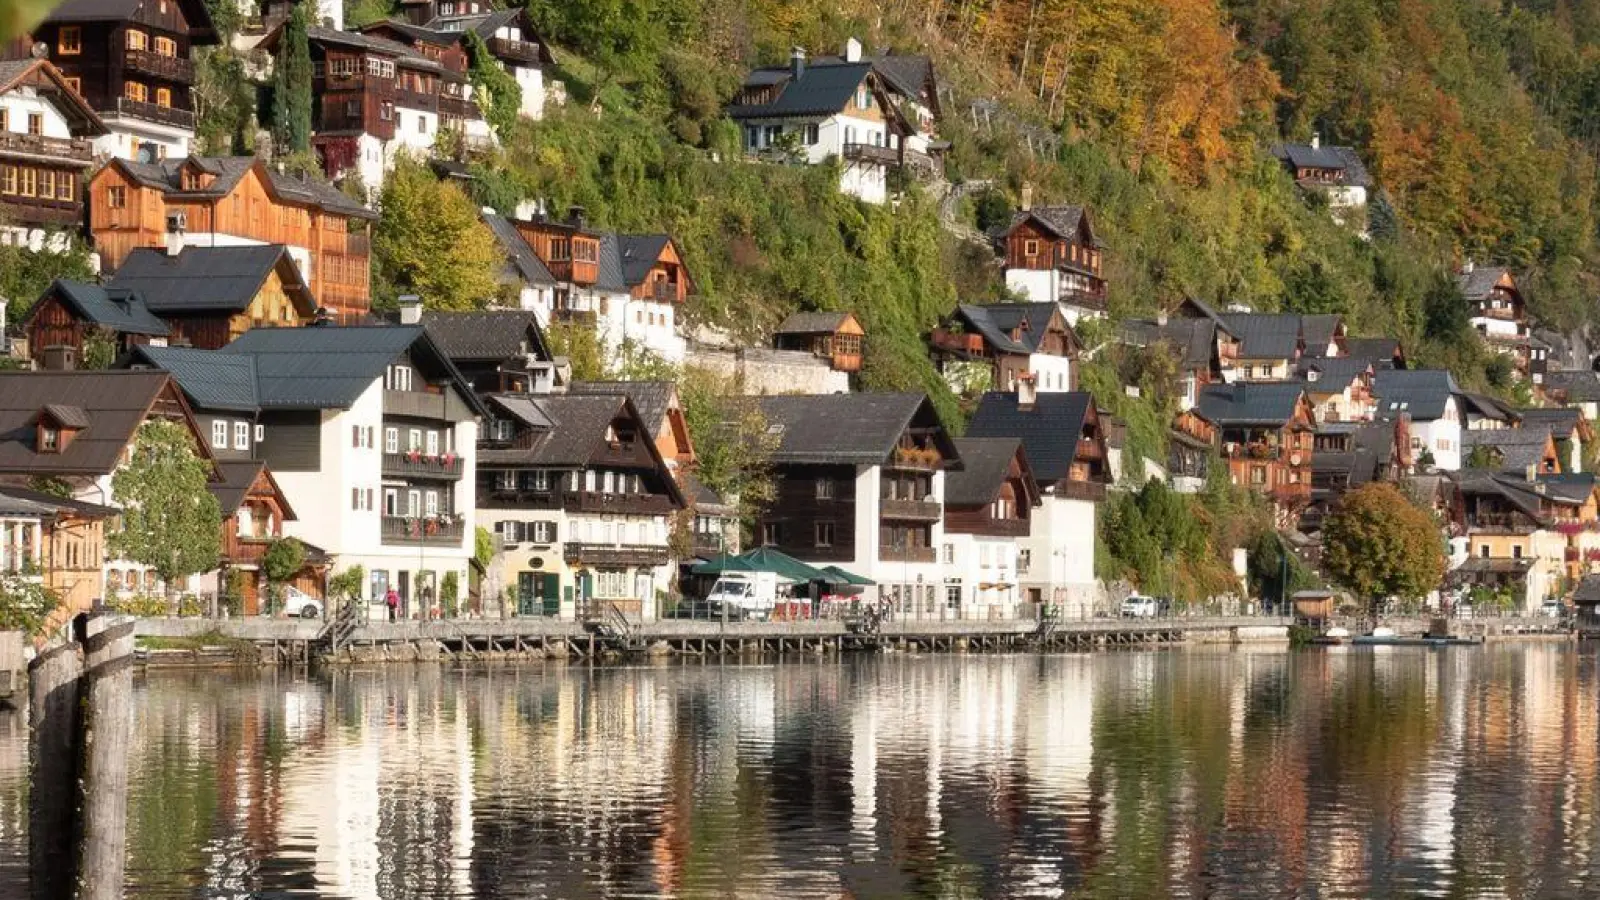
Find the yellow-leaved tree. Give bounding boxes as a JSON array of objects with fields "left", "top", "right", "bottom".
[{"left": 374, "top": 157, "right": 502, "bottom": 311}]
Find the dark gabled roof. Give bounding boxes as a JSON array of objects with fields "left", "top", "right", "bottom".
[
  {"left": 107, "top": 245, "right": 313, "bottom": 315},
  {"left": 1004, "top": 205, "right": 1094, "bottom": 244},
  {"left": 1536, "top": 472, "right": 1595, "bottom": 504},
  {"left": 218, "top": 325, "right": 482, "bottom": 413},
  {"left": 871, "top": 53, "right": 935, "bottom": 104},
  {"left": 616, "top": 234, "right": 670, "bottom": 287},
  {"left": 1299, "top": 314, "right": 1344, "bottom": 355},
  {"left": 965, "top": 391, "right": 1094, "bottom": 485},
  {"left": 954, "top": 303, "right": 1064, "bottom": 355},
  {"left": 482, "top": 213, "right": 556, "bottom": 286},
  {"left": 478, "top": 394, "right": 685, "bottom": 505},
  {"left": 0, "top": 371, "right": 172, "bottom": 475},
  {"left": 39, "top": 404, "right": 91, "bottom": 429},
  {"left": 1458, "top": 266, "right": 1514, "bottom": 303},
  {"left": 1457, "top": 392, "right": 1518, "bottom": 424},
  {"left": 1343, "top": 337, "right": 1402, "bottom": 369},
  {"left": 1576, "top": 573, "right": 1600, "bottom": 606},
  {"left": 568, "top": 382, "right": 675, "bottom": 438},
  {"left": 210, "top": 460, "right": 265, "bottom": 517},
  {"left": 412, "top": 310, "right": 551, "bottom": 364},
  {"left": 1373, "top": 369, "right": 1460, "bottom": 422},
  {"left": 129, "top": 346, "right": 260, "bottom": 412},
  {"left": 756, "top": 393, "right": 954, "bottom": 466},
  {"left": 1270, "top": 143, "right": 1371, "bottom": 187},
  {"left": 729, "top": 60, "right": 875, "bottom": 118},
  {"left": 110, "top": 156, "right": 375, "bottom": 220},
  {"left": 1463, "top": 427, "right": 1555, "bottom": 475},
  {"left": 1124, "top": 317, "right": 1218, "bottom": 370},
  {"left": 0, "top": 58, "right": 108, "bottom": 136},
  {"left": 1542, "top": 370, "right": 1600, "bottom": 402},
  {"left": 45, "top": 0, "right": 217, "bottom": 42},
  {"left": 34, "top": 280, "right": 169, "bottom": 336},
  {"left": 1297, "top": 356, "right": 1372, "bottom": 389},
  {"left": 362, "top": 18, "right": 460, "bottom": 46},
  {"left": 945, "top": 438, "right": 1024, "bottom": 507},
  {"left": 775, "top": 311, "right": 854, "bottom": 335},
  {"left": 294, "top": 25, "right": 442, "bottom": 70},
  {"left": 0, "top": 485, "right": 116, "bottom": 519},
  {"left": 1196, "top": 382, "right": 1309, "bottom": 427},
  {"left": 595, "top": 233, "right": 628, "bottom": 293},
  {"left": 1220, "top": 313, "right": 1303, "bottom": 360},
  {"left": 1515, "top": 407, "right": 1581, "bottom": 440},
  {"left": 1311, "top": 423, "right": 1393, "bottom": 488}
]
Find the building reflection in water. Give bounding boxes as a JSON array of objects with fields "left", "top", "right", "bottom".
[{"left": 0, "top": 646, "right": 1594, "bottom": 898}]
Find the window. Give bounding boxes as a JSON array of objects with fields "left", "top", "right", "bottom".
[
  {"left": 531, "top": 521, "right": 554, "bottom": 543},
  {"left": 155, "top": 88, "right": 172, "bottom": 108},
  {"left": 1019, "top": 549, "right": 1032, "bottom": 572},
  {"left": 26, "top": 113, "right": 42, "bottom": 136},
  {"left": 125, "top": 82, "right": 148, "bottom": 103},
  {"left": 352, "top": 425, "right": 362, "bottom": 448},
  {"left": 155, "top": 36, "right": 176, "bottom": 57},
  {"left": 815, "top": 522, "right": 835, "bottom": 548},
  {"left": 815, "top": 478, "right": 834, "bottom": 499},
  {"left": 234, "top": 422, "right": 249, "bottom": 450},
  {"left": 407, "top": 489, "right": 421, "bottom": 516},
  {"left": 380, "top": 102, "right": 394, "bottom": 121},
  {"left": 496, "top": 470, "right": 515, "bottom": 491},
  {"left": 38, "top": 170, "right": 53, "bottom": 199},
  {"left": 211, "top": 420, "right": 228, "bottom": 449},
  {"left": 1250, "top": 466, "right": 1267, "bottom": 485},
  {"left": 942, "top": 543, "right": 954, "bottom": 564},
  {"left": 1479, "top": 545, "right": 1490, "bottom": 558},
  {"left": 1023, "top": 239, "right": 1038, "bottom": 257},
  {"left": 745, "top": 125, "right": 758, "bottom": 150},
  {"left": 425, "top": 431, "right": 439, "bottom": 456},
  {"left": 19, "top": 169, "right": 35, "bottom": 197},
  {"left": 59, "top": 27, "right": 81, "bottom": 54},
  {"left": 386, "top": 364, "right": 413, "bottom": 390},
  {"left": 107, "top": 185, "right": 126, "bottom": 208},
  {"left": 41, "top": 429, "right": 58, "bottom": 452},
  {"left": 857, "top": 86, "right": 870, "bottom": 109},
  {"left": 352, "top": 488, "right": 361, "bottom": 510},
  {"left": 532, "top": 470, "right": 550, "bottom": 491},
  {"left": 255, "top": 424, "right": 265, "bottom": 443},
  {"left": 804, "top": 123, "right": 819, "bottom": 145},
  {"left": 126, "top": 29, "right": 148, "bottom": 50},
  {"left": 425, "top": 491, "right": 439, "bottom": 517},
  {"left": 762, "top": 522, "right": 781, "bottom": 545},
  {"left": 1513, "top": 545, "right": 1524, "bottom": 559},
  {"left": 331, "top": 58, "right": 357, "bottom": 78},
  {"left": 56, "top": 173, "right": 72, "bottom": 201},
  {"left": 384, "top": 427, "right": 398, "bottom": 454},
  {"left": 0, "top": 167, "right": 13, "bottom": 196},
  {"left": 408, "top": 429, "right": 421, "bottom": 452}
]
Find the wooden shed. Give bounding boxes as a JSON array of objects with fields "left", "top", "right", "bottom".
[{"left": 773, "top": 311, "right": 864, "bottom": 372}]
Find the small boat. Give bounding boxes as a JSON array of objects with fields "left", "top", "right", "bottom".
[{"left": 1351, "top": 633, "right": 1483, "bottom": 647}]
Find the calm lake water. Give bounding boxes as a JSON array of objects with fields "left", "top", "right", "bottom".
[{"left": 0, "top": 645, "right": 1598, "bottom": 898}]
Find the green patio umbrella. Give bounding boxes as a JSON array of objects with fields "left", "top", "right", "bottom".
[
  {"left": 690, "top": 548, "right": 833, "bottom": 583},
  {"left": 819, "top": 565, "right": 874, "bottom": 586}
]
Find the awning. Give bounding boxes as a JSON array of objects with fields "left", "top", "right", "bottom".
[
  {"left": 819, "top": 565, "right": 873, "bottom": 586},
  {"left": 690, "top": 548, "right": 832, "bottom": 583}
]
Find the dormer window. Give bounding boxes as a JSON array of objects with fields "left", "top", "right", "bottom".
[{"left": 40, "top": 429, "right": 58, "bottom": 453}]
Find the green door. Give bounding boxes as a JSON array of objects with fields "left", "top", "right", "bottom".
[
  {"left": 538, "top": 574, "right": 560, "bottom": 617},
  {"left": 516, "top": 572, "right": 537, "bottom": 616}
]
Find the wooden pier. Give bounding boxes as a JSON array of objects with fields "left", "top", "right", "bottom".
[{"left": 132, "top": 615, "right": 1293, "bottom": 665}]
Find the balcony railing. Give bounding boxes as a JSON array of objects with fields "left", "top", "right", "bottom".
[
  {"left": 487, "top": 36, "right": 545, "bottom": 65},
  {"left": 929, "top": 328, "right": 987, "bottom": 356},
  {"left": 880, "top": 498, "right": 943, "bottom": 522},
  {"left": 553, "top": 308, "right": 598, "bottom": 327},
  {"left": 888, "top": 446, "right": 941, "bottom": 471},
  {"left": 382, "top": 452, "right": 464, "bottom": 481},
  {"left": 649, "top": 281, "right": 681, "bottom": 302},
  {"left": 563, "top": 543, "right": 671, "bottom": 567},
  {"left": 111, "top": 97, "right": 195, "bottom": 130},
  {"left": 1470, "top": 512, "right": 1539, "bottom": 534},
  {"left": 0, "top": 131, "right": 94, "bottom": 163},
  {"left": 124, "top": 48, "right": 195, "bottom": 82},
  {"left": 843, "top": 142, "right": 899, "bottom": 166},
  {"left": 381, "top": 516, "right": 465, "bottom": 546},
  {"left": 1056, "top": 479, "right": 1108, "bottom": 503},
  {"left": 692, "top": 533, "right": 729, "bottom": 558},
  {"left": 880, "top": 546, "right": 937, "bottom": 564},
  {"left": 438, "top": 94, "right": 481, "bottom": 119}
]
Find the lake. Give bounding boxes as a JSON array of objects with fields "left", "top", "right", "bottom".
[{"left": 0, "top": 645, "right": 1596, "bottom": 898}]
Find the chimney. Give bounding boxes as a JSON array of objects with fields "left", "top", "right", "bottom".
[
  {"left": 566, "top": 205, "right": 585, "bottom": 228},
  {"left": 513, "top": 199, "right": 540, "bottom": 221},
  {"left": 1020, "top": 181, "right": 1034, "bottom": 212},
  {"left": 1310, "top": 132, "right": 1321, "bottom": 149},
  {"left": 844, "top": 37, "right": 862, "bottom": 62},
  {"left": 398, "top": 295, "right": 423, "bottom": 325},
  {"left": 1527, "top": 463, "right": 1538, "bottom": 484},
  {"left": 791, "top": 46, "right": 806, "bottom": 80},
  {"left": 1017, "top": 373, "right": 1037, "bottom": 410},
  {"left": 164, "top": 210, "right": 186, "bottom": 257},
  {"left": 1462, "top": 258, "right": 1475, "bottom": 275}
]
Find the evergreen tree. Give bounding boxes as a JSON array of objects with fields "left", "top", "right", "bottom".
[{"left": 273, "top": 2, "right": 314, "bottom": 155}]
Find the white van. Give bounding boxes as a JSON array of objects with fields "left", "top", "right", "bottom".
[{"left": 706, "top": 573, "right": 782, "bottom": 620}]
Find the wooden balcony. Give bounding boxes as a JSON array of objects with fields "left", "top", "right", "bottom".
[
  {"left": 1055, "top": 479, "right": 1108, "bottom": 503},
  {"left": 843, "top": 142, "right": 899, "bottom": 166},
  {"left": 879, "top": 498, "right": 943, "bottom": 522},
  {"left": 887, "top": 446, "right": 941, "bottom": 471},
  {"left": 124, "top": 48, "right": 195, "bottom": 82},
  {"left": 567, "top": 491, "right": 676, "bottom": 516},
  {"left": 1470, "top": 513, "right": 1539, "bottom": 535},
  {"left": 394, "top": 87, "right": 438, "bottom": 112},
  {"left": 563, "top": 543, "right": 671, "bottom": 567},
  {"left": 487, "top": 37, "right": 545, "bottom": 65},
  {"left": 381, "top": 516, "right": 465, "bottom": 546},
  {"left": 880, "top": 546, "right": 937, "bottom": 563},
  {"left": 1076, "top": 438, "right": 1104, "bottom": 461},
  {"left": 111, "top": 97, "right": 195, "bottom": 130},
  {"left": 382, "top": 452, "right": 464, "bottom": 481},
  {"left": 0, "top": 131, "right": 94, "bottom": 164},
  {"left": 930, "top": 328, "right": 986, "bottom": 356},
  {"left": 438, "top": 94, "right": 481, "bottom": 119}
]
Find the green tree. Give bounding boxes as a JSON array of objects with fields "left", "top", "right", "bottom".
[
  {"left": 474, "top": 526, "right": 495, "bottom": 569},
  {"left": 678, "top": 366, "right": 779, "bottom": 528},
  {"left": 271, "top": 1, "right": 314, "bottom": 155},
  {"left": 81, "top": 327, "right": 117, "bottom": 370},
  {"left": 0, "top": 242, "right": 95, "bottom": 324},
  {"left": 1322, "top": 483, "right": 1445, "bottom": 616},
  {"left": 0, "top": 576, "right": 58, "bottom": 636},
  {"left": 109, "top": 420, "right": 222, "bottom": 610},
  {"left": 464, "top": 31, "right": 522, "bottom": 140},
  {"left": 374, "top": 158, "right": 501, "bottom": 310},
  {"left": 261, "top": 537, "right": 305, "bottom": 616},
  {"left": 543, "top": 319, "right": 606, "bottom": 380},
  {"left": 440, "top": 570, "right": 460, "bottom": 617}
]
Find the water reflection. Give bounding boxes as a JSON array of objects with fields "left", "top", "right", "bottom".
[{"left": 0, "top": 646, "right": 1597, "bottom": 898}]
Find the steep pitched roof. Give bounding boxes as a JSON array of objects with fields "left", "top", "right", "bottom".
[
  {"left": 45, "top": 0, "right": 217, "bottom": 42},
  {"left": 1004, "top": 205, "right": 1097, "bottom": 246},
  {"left": 1196, "top": 382, "right": 1309, "bottom": 427},
  {"left": 210, "top": 460, "right": 265, "bottom": 517},
  {"left": 1297, "top": 356, "right": 1372, "bottom": 389},
  {"left": 1220, "top": 313, "right": 1303, "bottom": 360},
  {"left": 729, "top": 60, "right": 876, "bottom": 118},
  {"left": 0, "top": 371, "right": 174, "bottom": 475},
  {"left": 1373, "top": 369, "right": 1460, "bottom": 422},
  {"left": 756, "top": 393, "right": 954, "bottom": 466},
  {"left": 0, "top": 58, "right": 108, "bottom": 136},
  {"left": 568, "top": 381, "right": 674, "bottom": 439},
  {"left": 616, "top": 234, "right": 670, "bottom": 286},
  {"left": 1542, "top": 370, "right": 1600, "bottom": 402},
  {"left": 954, "top": 303, "right": 1066, "bottom": 355},
  {"left": 478, "top": 394, "right": 684, "bottom": 505},
  {"left": 31, "top": 280, "right": 169, "bottom": 337},
  {"left": 109, "top": 156, "right": 375, "bottom": 219},
  {"left": 1343, "top": 337, "right": 1403, "bottom": 369},
  {"left": 595, "top": 233, "right": 628, "bottom": 293},
  {"left": 1124, "top": 317, "right": 1218, "bottom": 370},
  {"left": 129, "top": 346, "right": 260, "bottom": 412},
  {"left": 218, "top": 325, "right": 481, "bottom": 413},
  {"left": 1270, "top": 143, "right": 1371, "bottom": 187},
  {"left": 965, "top": 391, "right": 1094, "bottom": 485},
  {"left": 1515, "top": 407, "right": 1582, "bottom": 441},
  {"left": 482, "top": 213, "right": 556, "bottom": 286},
  {"left": 945, "top": 437, "right": 1026, "bottom": 507},
  {"left": 871, "top": 53, "right": 936, "bottom": 108},
  {"left": 1299, "top": 314, "right": 1344, "bottom": 355},
  {"left": 775, "top": 311, "right": 854, "bottom": 335},
  {"left": 1463, "top": 427, "right": 1556, "bottom": 475},
  {"left": 413, "top": 310, "right": 551, "bottom": 363},
  {"left": 1458, "top": 266, "right": 1513, "bottom": 303},
  {"left": 107, "top": 245, "right": 314, "bottom": 315}
]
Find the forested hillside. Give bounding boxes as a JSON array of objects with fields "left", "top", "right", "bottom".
[{"left": 424, "top": 0, "right": 1600, "bottom": 421}]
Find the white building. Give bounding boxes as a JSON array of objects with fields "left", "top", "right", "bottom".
[
  {"left": 1374, "top": 370, "right": 1464, "bottom": 471},
  {"left": 478, "top": 392, "right": 684, "bottom": 621},
  {"left": 966, "top": 387, "right": 1111, "bottom": 614},
  {"left": 940, "top": 438, "right": 1042, "bottom": 619}
]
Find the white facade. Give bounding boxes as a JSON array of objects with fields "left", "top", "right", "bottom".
[
  {"left": 93, "top": 114, "right": 192, "bottom": 163},
  {"left": 1405, "top": 397, "right": 1462, "bottom": 471},
  {"left": 0, "top": 82, "right": 87, "bottom": 251},
  {"left": 485, "top": 504, "right": 670, "bottom": 621},
  {"left": 1002, "top": 268, "right": 1103, "bottom": 326},
  {"left": 939, "top": 532, "right": 1020, "bottom": 620},
  {"left": 528, "top": 284, "right": 686, "bottom": 367},
  {"left": 833, "top": 466, "right": 949, "bottom": 611},
  {"left": 741, "top": 111, "right": 892, "bottom": 205},
  {"left": 1028, "top": 353, "right": 1074, "bottom": 393},
  {"left": 272, "top": 381, "right": 477, "bottom": 618},
  {"left": 1016, "top": 493, "right": 1100, "bottom": 615}
]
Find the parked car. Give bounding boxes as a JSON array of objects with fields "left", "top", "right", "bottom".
[
  {"left": 281, "top": 586, "right": 323, "bottom": 619},
  {"left": 1539, "top": 601, "right": 1565, "bottom": 619},
  {"left": 1120, "top": 595, "right": 1159, "bottom": 618}
]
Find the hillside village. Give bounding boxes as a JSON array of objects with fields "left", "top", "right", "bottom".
[{"left": 4, "top": 0, "right": 1600, "bottom": 634}]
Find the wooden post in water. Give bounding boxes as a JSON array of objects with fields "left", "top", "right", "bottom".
[
  {"left": 28, "top": 640, "right": 82, "bottom": 900},
  {"left": 77, "top": 614, "right": 135, "bottom": 900}
]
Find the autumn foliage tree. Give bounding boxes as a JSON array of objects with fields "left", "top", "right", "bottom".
[
  {"left": 1321, "top": 483, "right": 1444, "bottom": 615},
  {"left": 374, "top": 157, "right": 502, "bottom": 311}
]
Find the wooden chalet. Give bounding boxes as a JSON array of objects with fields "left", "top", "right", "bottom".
[
  {"left": 356, "top": 20, "right": 483, "bottom": 132},
  {"left": 27, "top": 0, "right": 219, "bottom": 159},
  {"left": 88, "top": 155, "right": 376, "bottom": 319},
  {"left": 22, "top": 279, "right": 170, "bottom": 367},
  {"left": 965, "top": 388, "right": 1111, "bottom": 501},
  {"left": 1196, "top": 382, "right": 1317, "bottom": 519},
  {"left": 104, "top": 244, "right": 316, "bottom": 348},
  {"left": 211, "top": 460, "right": 314, "bottom": 614},
  {"left": 568, "top": 381, "right": 696, "bottom": 474},
  {"left": 614, "top": 234, "right": 693, "bottom": 305},
  {"left": 996, "top": 205, "right": 1107, "bottom": 312},
  {"left": 773, "top": 311, "right": 865, "bottom": 373},
  {"left": 1460, "top": 264, "right": 1531, "bottom": 369},
  {"left": 0, "top": 485, "right": 116, "bottom": 631},
  {"left": 929, "top": 302, "right": 1079, "bottom": 392},
  {"left": 512, "top": 208, "right": 601, "bottom": 302},
  {"left": 0, "top": 57, "right": 108, "bottom": 236},
  {"left": 943, "top": 437, "right": 1040, "bottom": 539}
]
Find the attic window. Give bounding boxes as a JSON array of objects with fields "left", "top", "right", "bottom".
[
  {"left": 857, "top": 86, "right": 870, "bottom": 109},
  {"left": 40, "top": 428, "right": 59, "bottom": 453}
]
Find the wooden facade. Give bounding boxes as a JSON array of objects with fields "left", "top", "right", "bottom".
[
  {"left": 513, "top": 215, "right": 600, "bottom": 286},
  {"left": 219, "top": 467, "right": 296, "bottom": 616},
  {"left": 628, "top": 238, "right": 693, "bottom": 304},
  {"left": 0, "top": 60, "right": 106, "bottom": 232},
  {"left": 23, "top": 289, "right": 162, "bottom": 365},
  {"left": 88, "top": 158, "right": 373, "bottom": 318},
  {"left": 774, "top": 313, "right": 865, "bottom": 372},
  {"left": 758, "top": 462, "right": 860, "bottom": 563},
  {"left": 1004, "top": 213, "right": 1106, "bottom": 306},
  {"left": 1216, "top": 396, "right": 1317, "bottom": 512},
  {"left": 944, "top": 444, "right": 1037, "bottom": 538}
]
